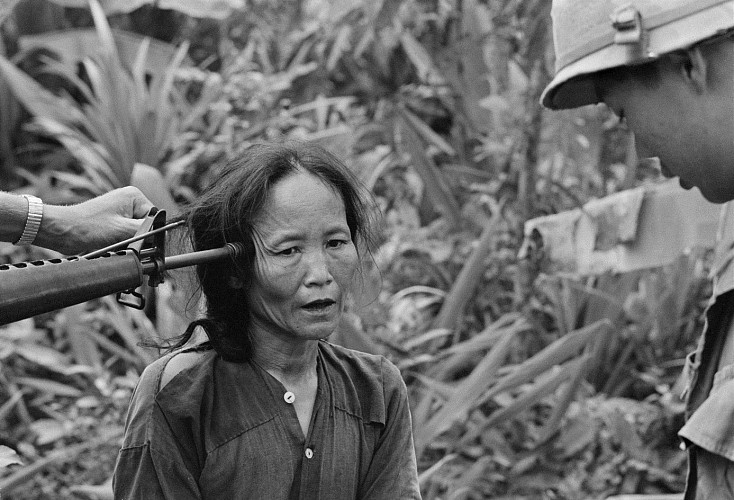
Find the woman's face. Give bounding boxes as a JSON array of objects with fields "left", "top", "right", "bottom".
[{"left": 247, "top": 170, "right": 359, "bottom": 342}]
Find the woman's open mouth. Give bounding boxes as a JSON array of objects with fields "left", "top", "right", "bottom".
[{"left": 302, "top": 299, "right": 336, "bottom": 314}]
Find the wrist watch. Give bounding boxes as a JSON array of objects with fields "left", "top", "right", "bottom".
[{"left": 15, "top": 194, "right": 44, "bottom": 246}]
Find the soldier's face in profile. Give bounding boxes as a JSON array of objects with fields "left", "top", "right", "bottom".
[{"left": 596, "top": 51, "right": 734, "bottom": 204}]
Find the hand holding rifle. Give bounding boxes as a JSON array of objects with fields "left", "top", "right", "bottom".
[{"left": 0, "top": 186, "right": 155, "bottom": 255}]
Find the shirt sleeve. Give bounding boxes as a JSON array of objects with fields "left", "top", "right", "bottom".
[
  {"left": 112, "top": 357, "right": 203, "bottom": 500},
  {"left": 359, "top": 358, "right": 422, "bottom": 500},
  {"left": 113, "top": 440, "right": 201, "bottom": 500}
]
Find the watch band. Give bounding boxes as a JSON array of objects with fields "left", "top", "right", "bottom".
[{"left": 15, "top": 194, "right": 44, "bottom": 246}]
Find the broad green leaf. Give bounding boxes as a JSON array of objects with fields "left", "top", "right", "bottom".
[
  {"left": 414, "top": 324, "right": 518, "bottom": 455},
  {"left": 461, "top": 355, "right": 591, "bottom": 445},
  {"left": 0, "top": 446, "right": 23, "bottom": 469},
  {"left": 554, "top": 409, "right": 600, "bottom": 458},
  {"left": 69, "top": 478, "right": 114, "bottom": 500},
  {"left": 154, "top": 40, "right": 190, "bottom": 112},
  {"left": 444, "top": 456, "right": 492, "bottom": 499},
  {"left": 0, "top": 0, "right": 21, "bottom": 25},
  {"left": 36, "top": 56, "right": 96, "bottom": 104},
  {"left": 131, "top": 163, "right": 178, "bottom": 214},
  {"left": 28, "top": 118, "right": 120, "bottom": 189},
  {"left": 478, "top": 319, "right": 611, "bottom": 405},
  {"left": 399, "top": 107, "right": 455, "bottom": 156},
  {"left": 410, "top": 374, "right": 456, "bottom": 400},
  {"left": 14, "top": 15, "right": 186, "bottom": 191},
  {"left": 29, "top": 419, "right": 68, "bottom": 446},
  {"left": 158, "top": 0, "right": 244, "bottom": 20},
  {"left": 60, "top": 304, "right": 103, "bottom": 368},
  {"left": 14, "top": 377, "right": 83, "bottom": 397},
  {"left": 433, "top": 215, "right": 502, "bottom": 331},
  {"left": 443, "top": 314, "right": 527, "bottom": 356},
  {"left": 101, "top": 297, "right": 158, "bottom": 366},
  {"left": 48, "top": 0, "right": 244, "bottom": 19},
  {"left": 89, "top": 0, "right": 118, "bottom": 60},
  {"left": 132, "top": 37, "right": 151, "bottom": 93},
  {"left": 0, "top": 318, "right": 35, "bottom": 341},
  {"left": 397, "top": 109, "right": 462, "bottom": 227},
  {"left": 606, "top": 407, "right": 646, "bottom": 458},
  {"left": 537, "top": 329, "right": 612, "bottom": 444},
  {"left": 417, "top": 453, "right": 458, "bottom": 488},
  {"left": 51, "top": 171, "right": 108, "bottom": 195},
  {"left": 326, "top": 25, "right": 352, "bottom": 72},
  {"left": 0, "top": 56, "right": 85, "bottom": 125},
  {"left": 432, "top": 0, "right": 493, "bottom": 132},
  {"left": 179, "top": 73, "right": 224, "bottom": 132},
  {"left": 432, "top": 315, "right": 530, "bottom": 381},
  {"left": 399, "top": 32, "right": 445, "bottom": 85},
  {"left": 80, "top": 327, "right": 146, "bottom": 369},
  {"left": 402, "top": 328, "right": 453, "bottom": 351},
  {"left": 13, "top": 343, "right": 72, "bottom": 372}
]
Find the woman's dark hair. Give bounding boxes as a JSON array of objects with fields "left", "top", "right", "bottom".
[{"left": 170, "top": 141, "right": 379, "bottom": 361}]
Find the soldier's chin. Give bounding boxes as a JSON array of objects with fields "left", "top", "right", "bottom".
[{"left": 679, "top": 178, "right": 693, "bottom": 190}]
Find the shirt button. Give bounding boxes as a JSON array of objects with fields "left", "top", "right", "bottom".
[
  {"left": 284, "top": 391, "right": 295, "bottom": 404},
  {"left": 305, "top": 448, "right": 314, "bottom": 459}
]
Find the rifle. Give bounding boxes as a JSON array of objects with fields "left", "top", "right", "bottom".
[{"left": 0, "top": 208, "right": 243, "bottom": 325}]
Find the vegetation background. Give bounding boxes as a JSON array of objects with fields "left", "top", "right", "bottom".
[{"left": 0, "top": 0, "right": 709, "bottom": 498}]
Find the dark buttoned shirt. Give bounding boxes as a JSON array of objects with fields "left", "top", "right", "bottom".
[{"left": 113, "top": 340, "right": 421, "bottom": 499}]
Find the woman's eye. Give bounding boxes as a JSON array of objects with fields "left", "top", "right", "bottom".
[
  {"left": 327, "top": 239, "right": 348, "bottom": 249},
  {"left": 278, "top": 247, "right": 299, "bottom": 256}
]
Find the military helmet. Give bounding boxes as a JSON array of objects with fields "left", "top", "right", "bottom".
[{"left": 541, "top": 0, "right": 734, "bottom": 110}]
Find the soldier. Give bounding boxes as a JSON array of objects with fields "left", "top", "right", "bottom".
[{"left": 541, "top": 0, "right": 734, "bottom": 498}]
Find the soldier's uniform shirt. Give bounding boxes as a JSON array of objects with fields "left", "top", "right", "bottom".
[
  {"left": 680, "top": 207, "right": 734, "bottom": 499},
  {"left": 112, "top": 340, "right": 422, "bottom": 499}
]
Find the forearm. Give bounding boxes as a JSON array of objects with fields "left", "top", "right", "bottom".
[
  {"left": 0, "top": 187, "right": 154, "bottom": 254},
  {"left": 0, "top": 191, "right": 30, "bottom": 243},
  {"left": 33, "top": 204, "right": 83, "bottom": 252},
  {"left": 0, "top": 192, "right": 81, "bottom": 251}
]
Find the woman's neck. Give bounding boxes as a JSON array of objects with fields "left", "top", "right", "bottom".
[{"left": 250, "top": 327, "right": 319, "bottom": 385}]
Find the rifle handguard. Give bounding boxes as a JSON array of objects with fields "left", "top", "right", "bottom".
[
  {"left": 0, "top": 250, "right": 143, "bottom": 325},
  {"left": 0, "top": 243, "right": 244, "bottom": 326}
]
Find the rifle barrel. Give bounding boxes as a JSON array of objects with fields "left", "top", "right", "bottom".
[{"left": 162, "top": 243, "right": 243, "bottom": 272}]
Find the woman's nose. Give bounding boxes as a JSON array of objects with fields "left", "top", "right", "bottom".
[{"left": 303, "top": 251, "right": 333, "bottom": 286}]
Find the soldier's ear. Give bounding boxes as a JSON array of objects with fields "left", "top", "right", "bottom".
[{"left": 679, "top": 47, "right": 709, "bottom": 94}]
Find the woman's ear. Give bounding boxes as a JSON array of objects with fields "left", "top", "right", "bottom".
[{"left": 228, "top": 275, "right": 244, "bottom": 289}]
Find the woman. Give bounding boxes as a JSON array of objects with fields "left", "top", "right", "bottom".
[{"left": 112, "top": 142, "right": 422, "bottom": 499}]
